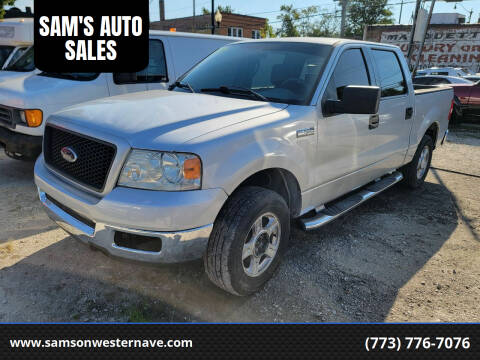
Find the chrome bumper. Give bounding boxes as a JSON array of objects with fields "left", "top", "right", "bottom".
[{"left": 38, "top": 189, "right": 213, "bottom": 263}]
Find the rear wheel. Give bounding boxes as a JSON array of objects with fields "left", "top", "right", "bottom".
[
  {"left": 204, "top": 186, "right": 290, "bottom": 296},
  {"left": 402, "top": 135, "right": 433, "bottom": 189}
]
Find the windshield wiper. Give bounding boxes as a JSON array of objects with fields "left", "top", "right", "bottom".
[
  {"left": 169, "top": 81, "right": 195, "bottom": 93},
  {"left": 200, "top": 86, "right": 269, "bottom": 102}
]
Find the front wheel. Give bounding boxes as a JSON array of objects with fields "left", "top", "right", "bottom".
[
  {"left": 204, "top": 186, "right": 290, "bottom": 296},
  {"left": 402, "top": 134, "right": 433, "bottom": 189}
]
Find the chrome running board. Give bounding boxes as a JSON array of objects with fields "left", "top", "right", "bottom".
[{"left": 300, "top": 171, "right": 403, "bottom": 231}]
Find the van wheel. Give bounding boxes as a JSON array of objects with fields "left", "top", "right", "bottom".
[
  {"left": 402, "top": 135, "right": 433, "bottom": 189},
  {"left": 204, "top": 186, "right": 290, "bottom": 296}
]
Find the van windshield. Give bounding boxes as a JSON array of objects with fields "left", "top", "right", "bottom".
[
  {"left": 176, "top": 42, "right": 332, "bottom": 105},
  {"left": 0, "top": 45, "right": 14, "bottom": 67},
  {"left": 4, "top": 46, "right": 34, "bottom": 72},
  {"left": 39, "top": 73, "right": 99, "bottom": 81}
]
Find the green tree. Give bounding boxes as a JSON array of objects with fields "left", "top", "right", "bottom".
[
  {"left": 276, "top": 4, "right": 337, "bottom": 38},
  {"left": 276, "top": 5, "right": 300, "bottom": 37},
  {"left": 0, "top": 0, "right": 15, "bottom": 19},
  {"left": 308, "top": 12, "right": 339, "bottom": 37},
  {"left": 261, "top": 19, "right": 276, "bottom": 38},
  {"left": 202, "top": 5, "right": 234, "bottom": 15},
  {"left": 346, "top": 0, "right": 393, "bottom": 37}
]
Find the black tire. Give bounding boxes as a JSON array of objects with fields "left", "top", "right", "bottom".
[
  {"left": 402, "top": 135, "right": 433, "bottom": 189},
  {"left": 204, "top": 186, "right": 290, "bottom": 296}
]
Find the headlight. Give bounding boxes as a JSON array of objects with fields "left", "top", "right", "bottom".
[{"left": 118, "top": 150, "right": 202, "bottom": 191}]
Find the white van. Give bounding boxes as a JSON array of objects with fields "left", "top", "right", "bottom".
[
  {"left": 0, "top": 18, "right": 33, "bottom": 69},
  {"left": 0, "top": 31, "right": 240, "bottom": 160}
]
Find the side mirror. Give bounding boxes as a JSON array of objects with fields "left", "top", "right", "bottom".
[
  {"left": 325, "top": 85, "right": 381, "bottom": 115},
  {"left": 113, "top": 72, "right": 138, "bottom": 84}
]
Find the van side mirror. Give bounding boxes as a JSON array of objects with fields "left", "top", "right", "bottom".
[
  {"left": 325, "top": 85, "right": 381, "bottom": 115},
  {"left": 113, "top": 72, "right": 138, "bottom": 84}
]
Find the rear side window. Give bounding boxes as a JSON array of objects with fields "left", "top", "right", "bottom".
[
  {"left": 325, "top": 48, "right": 370, "bottom": 101},
  {"left": 413, "top": 77, "right": 433, "bottom": 85},
  {"left": 114, "top": 39, "right": 167, "bottom": 84},
  {"left": 371, "top": 50, "right": 407, "bottom": 97}
]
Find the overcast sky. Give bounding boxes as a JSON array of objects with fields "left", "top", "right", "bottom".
[{"left": 9, "top": 0, "right": 480, "bottom": 29}]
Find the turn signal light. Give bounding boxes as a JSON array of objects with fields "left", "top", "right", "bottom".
[
  {"left": 183, "top": 157, "right": 201, "bottom": 180},
  {"left": 24, "top": 109, "right": 43, "bottom": 127}
]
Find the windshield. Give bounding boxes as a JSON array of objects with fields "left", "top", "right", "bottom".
[
  {"left": 177, "top": 42, "right": 332, "bottom": 105},
  {"left": 0, "top": 45, "right": 14, "bottom": 67},
  {"left": 39, "top": 72, "right": 99, "bottom": 81},
  {"left": 4, "top": 46, "right": 34, "bottom": 72}
]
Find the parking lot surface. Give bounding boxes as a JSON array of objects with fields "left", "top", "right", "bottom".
[{"left": 1, "top": 128, "right": 479, "bottom": 322}]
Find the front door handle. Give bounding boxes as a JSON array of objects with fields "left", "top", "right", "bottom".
[
  {"left": 369, "top": 114, "right": 379, "bottom": 130},
  {"left": 405, "top": 107, "right": 413, "bottom": 120}
]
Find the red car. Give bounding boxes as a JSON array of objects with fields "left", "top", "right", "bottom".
[{"left": 449, "top": 81, "right": 480, "bottom": 120}]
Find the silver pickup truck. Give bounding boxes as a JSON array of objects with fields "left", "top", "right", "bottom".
[{"left": 34, "top": 38, "right": 453, "bottom": 296}]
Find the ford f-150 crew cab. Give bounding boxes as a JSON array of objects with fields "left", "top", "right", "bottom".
[
  {"left": 0, "top": 31, "right": 238, "bottom": 160},
  {"left": 34, "top": 38, "right": 453, "bottom": 296}
]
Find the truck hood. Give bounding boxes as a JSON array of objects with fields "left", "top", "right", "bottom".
[
  {"left": 0, "top": 71, "right": 35, "bottom": 84},
  {"left": 0, "top": 74, "right": 100, "bottom": 108},
  {"left": 50, "top": 90, "right": 289, "bottom": 149}
]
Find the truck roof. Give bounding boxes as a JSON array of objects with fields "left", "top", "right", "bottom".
[
  {"left": 148, "top": 30, "right": 247, "bottom": 42},
  {"left": 234, "top": 36, "right": 399, "bottom": 49}
]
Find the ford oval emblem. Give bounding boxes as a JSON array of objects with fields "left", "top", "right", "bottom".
[{"left": 61, "top": 147, "right": 78, "bottom": 163}]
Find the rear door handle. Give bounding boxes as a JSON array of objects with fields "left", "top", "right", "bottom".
[
  {"left": 405, "top": 107, "right": 413, "bottom": 120},
  {"left": 369, "top": 114, "right": 379, "bottom": 130}
]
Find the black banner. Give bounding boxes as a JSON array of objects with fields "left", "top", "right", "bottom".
[
  {"left": 1, "top": 324, "right": 480, "bottom": 359},
  {"left": 34, "top": 0, "right": 149, "bottom": 72}
]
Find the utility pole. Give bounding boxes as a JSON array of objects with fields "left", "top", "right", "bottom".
[
  {"left": 340, "top": 0, "right": 348, "bottom": 38},
  {"left": 159, "top": 0, "right": 165, "bottom": 21},
  {"left": 399, "top": 0, "right": 404, "bottom": 24},
  {"left": 211, "top": 0, "right": 215, "bottom": 34},
  {"left": 406, "top": 0, "right": 422, "bottom": 67},
  {"left": 193, "top": 0, "right": 195, "bottom": 32},
  {"left": 468, "top": 9, "right": 473, "bottom": 23},
  {"left": 413, "top": 0, "right": 436, "bottom": 75}
]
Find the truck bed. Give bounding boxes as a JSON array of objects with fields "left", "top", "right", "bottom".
[{"left": 412, "top": 84, "right": 453, "bottom": 149}]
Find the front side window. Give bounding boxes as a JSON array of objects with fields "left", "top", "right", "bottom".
[
  {"left": 114, "top": 39, "right": 167, "bottom": 84},
  {"left": 177, "top": 42, "right": 332, "bottom": 105},
  {"left": 324, "top": 48, "right": 370, "bottom": 101},
  {"left": 372, "top": 50, "right": 407, "bottom": 97},
  {"left": 413, "top": 77, "right": 434, "bottom": 85}
]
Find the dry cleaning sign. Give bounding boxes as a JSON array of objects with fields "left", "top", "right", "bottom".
[
  {"left": 34, "top": 0, "right": 149, "bottom": 72},
  {"left": 380, "top": 27, "right": 480, "bottom": 70}
]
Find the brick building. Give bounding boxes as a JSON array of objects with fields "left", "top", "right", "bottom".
[
  {"left": 364, "top": 23, "right": 480, "bottom": 72},
  {"left": 150, "top": 13, "right": 267, "bottom": 39}
]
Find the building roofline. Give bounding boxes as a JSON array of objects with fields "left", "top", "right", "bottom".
[{"left": 150, "top": 12, "right": 267, "bottom": 23}]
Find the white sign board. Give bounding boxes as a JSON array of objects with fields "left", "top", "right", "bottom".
[{"left": 380, "top": 27, "right": 480, "bottom": 72}]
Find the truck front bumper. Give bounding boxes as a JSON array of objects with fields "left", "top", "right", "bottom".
[
  {"left": 0, "top": 126, "right": 42, "bottom": 160},
  {"left": 34, "top": 157, "right": 227, "bottom": 263}
]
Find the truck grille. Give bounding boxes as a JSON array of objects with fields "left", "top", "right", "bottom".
[
  {"left": 44, "top": 126, "right": 116, "bottom": 192},
  {"left": 0, "top": 106, "right": 13, "bottom": 127}
]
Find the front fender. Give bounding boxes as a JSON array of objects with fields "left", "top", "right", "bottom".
[{"left": 182, "top": 110, "right": 315, "bottom": 195}]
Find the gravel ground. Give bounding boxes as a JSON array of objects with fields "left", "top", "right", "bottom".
[{"left": 0, "top": 128, "right": 479, "bottom": 323}]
